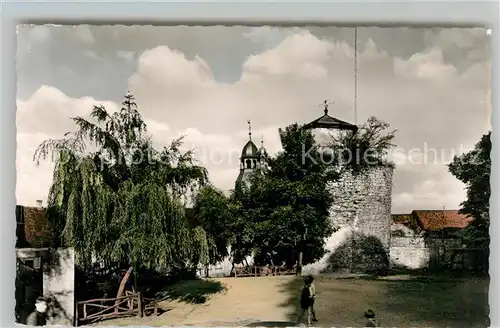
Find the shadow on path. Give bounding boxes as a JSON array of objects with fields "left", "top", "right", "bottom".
[
  {"left": 156, "top": 279, "right": 227, "bottom": 304},
  {"left": 380, "top": 277, "right": 490, "bottom": 328},
  {"left": 276, "top": 274, "right": 490, "bottom": 328}
]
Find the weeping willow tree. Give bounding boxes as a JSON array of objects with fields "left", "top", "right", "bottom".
[{"left": 34, "top": 92, "right": 209, "bottom": 274}]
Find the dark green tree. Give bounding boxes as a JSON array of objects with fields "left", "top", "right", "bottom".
[
  {"left": 234, "top": 124, "right": 337, "bottom": 267},
  {"left": 448, "top": 131, "right": 491, "bottom": 248},
  {"left": 192, "top": 185, "right": 235, "bottom": 265},
  {"left": 34, "top": 92, "right": 209, "bottom": 273},
  {"left": 227, "top": 182, "right": 255, "bottom": 267}
]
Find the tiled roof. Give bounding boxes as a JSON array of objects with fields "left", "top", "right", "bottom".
[
  {"left": 391, "top": 213, "right": 423, "bottom": 234},
  {"left": 392, "top": 210, "right": 472, "bottom": 233},
  {"left": 412, "top": 210, "right": 472, "bottom": 231},
  {"left": 16, "top": 205, "right": 54, "bottom": 248}
]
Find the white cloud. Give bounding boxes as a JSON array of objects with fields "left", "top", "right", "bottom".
[
  {"left": 16, "top": 132, "right": 55, "bottom": 206},
  {"left": 392, "top": 175, "right": 466, "bottom": 212},
  {"left": 17, "top": 85, "right": 119, "bottom": 136},
  {"left": 243, "top": 26, "right": 302, "bottom": 47},
  {"left": 74, "top": 25, "right": 95, "bottom": 44},
  {"left": 116, "top": 50, "right": 135, "bottom": 63},
  {"left": 16, "top": 28, "right": 490, "bottom": 213},
  {"left": 243, "top": 30, "right": 334, "bottom": 79},
  {"left": 82, "top": 50, "right": 104, "bottom": 62},
  {"left": 394, "top": 48, "right": 458, "bottom": 79}
]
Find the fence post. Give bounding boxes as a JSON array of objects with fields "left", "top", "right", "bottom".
[
  {"left": 137, "top": 292, "right": 143, "bottom": 318},
  {"left": 74, "top": 303, "right": 79, "bottom": 327}
]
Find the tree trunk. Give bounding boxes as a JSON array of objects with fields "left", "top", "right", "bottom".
[
  {"left": 115, "top": 267, "right": 133, "bottom": 314},
  {"left": 296, "top": 252, "right": 303, "bottom": 276}
]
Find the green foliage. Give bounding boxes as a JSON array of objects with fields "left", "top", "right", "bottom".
[
  {"left": 227, "top": 185, "right": 255, "bottom": 265},
  {"left": 327, "top": 233, "right": 389, "bottom": 275},
  {"left": 192, "top": 185, "right": 234, "bottom": 264},
  {"left": 448, "top": 131, "right": 491, "bottom": 249},
  {"left": 329, "top": 116, "right": 397, "bottom": 174},
  {"left": 232, "top": 124, "right": 337, "bottom": 266},
  {"left": 34, "top": 92, "right": 209, "bottom": 272}
]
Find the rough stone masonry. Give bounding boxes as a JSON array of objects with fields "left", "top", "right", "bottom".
[{"left": 327, "top": 165, "right": 394, "bottom": 251}]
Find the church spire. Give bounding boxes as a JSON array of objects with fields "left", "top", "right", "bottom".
[{"left": 247, "top": 120, "right": 252, "bottom": 141}]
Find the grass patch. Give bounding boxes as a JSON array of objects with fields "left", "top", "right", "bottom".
[
  {"left": 157, "top": 279, "right": 226, "bottom": 304},
  {"left": 279, "top": 275, "right": 489, "bottom": 328}
]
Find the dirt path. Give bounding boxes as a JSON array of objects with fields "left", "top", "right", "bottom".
[{"left": 99, "top": 276, "right": 296, "bottom": 327}]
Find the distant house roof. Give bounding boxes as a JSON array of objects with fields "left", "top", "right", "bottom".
[
  {"left": 392, "top": 210, "right": 472, "bottom": 233},
  {"left": 413, "top": 210, "right": 473, "bottom": 231},
  {"left": 391, "top": 213, "right": 423, "bottom": 234},
  {"left": 16, "top": 205, "right": 54, "bottom": 248}
]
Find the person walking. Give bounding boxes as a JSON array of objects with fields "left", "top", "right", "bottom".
[
  {"left": 296, "top": 277, "right": 314, "bottom": 326},
  {"left": 26, "top": 297, "right": 48, "bottom": 326}
]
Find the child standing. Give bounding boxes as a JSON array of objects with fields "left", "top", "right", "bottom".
[
  {"left": 297, "top": 278, "right": 312, "bottom": 326},
  {"left": 306, "top": 276, "right": 318, "bottom": 322},
  {"left": 297, "top": 276, "right": 314, "bottom": 326}
]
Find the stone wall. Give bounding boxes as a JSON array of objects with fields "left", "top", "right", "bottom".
[
  {"left": 328, "top": 165, "right": 394, "bottom": 250},
  {"left": 390, "top": 236, "right": 430, "bottom": 269},
  {"left": 390, "top": 235, "right": 464, "bottom": 270}
]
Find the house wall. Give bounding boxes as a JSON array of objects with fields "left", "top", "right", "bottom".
[
  {"left": 327, "top": 165, "right": 394, "bottom": 250},
  {"left": 390, "top": 236, "right": 430, "bottom": 269},
  {"left": 389, "top": 234, "right": 464, "bottom": 270},
  {"left": 16, "top": 248, "right": 75, "bottom": 326},
  {"left": 43, "top": 248, "right": 75, "bottom": 326}
]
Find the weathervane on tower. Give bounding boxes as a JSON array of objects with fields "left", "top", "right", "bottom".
[{"left": 319, "top": 100, "right": 335, "bottom": 115}]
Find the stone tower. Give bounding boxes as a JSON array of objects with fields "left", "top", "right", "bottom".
[
  {"left": 236, "top": 121, "right": 266, "bottom": 187},
  {"left": 302, "top": 102, "right": 394, "bottom": 273},
  {"left": 328, "top": 166, "right": 394, "bottom": 250}
]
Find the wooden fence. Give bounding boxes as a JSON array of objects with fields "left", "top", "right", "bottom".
[
  {"left": 75, "top": 292, "right": 159, "bottom": 326},
  {"left": 234, "top": 265, "right": 295, "bottom": 277}
]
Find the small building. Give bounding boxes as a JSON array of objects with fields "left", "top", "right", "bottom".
[
  {"left": 391, "top": 210, "right": 473, "bottom": 238},
  {"left": 15, "top": 201, "right": 75, "bottom": 326},
  {"left": 389, "top": 209, "right": 482, "bottom": 270}
]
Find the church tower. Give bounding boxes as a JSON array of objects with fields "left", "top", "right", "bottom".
[{"left": 236, "top": 120, "right": 266, "bottom": 187}]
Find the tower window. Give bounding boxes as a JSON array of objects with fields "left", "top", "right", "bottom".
[{"left": 246, "top": 159, "right": 251, "bottom": 169}]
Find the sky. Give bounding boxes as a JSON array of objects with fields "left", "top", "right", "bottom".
[{"left": 16, "top": 25, "right": 491, "bottom": 213}]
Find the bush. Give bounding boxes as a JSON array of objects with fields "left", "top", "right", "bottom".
[{"left": 326, "top": 233, "right": 389, "bottom": 275}]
